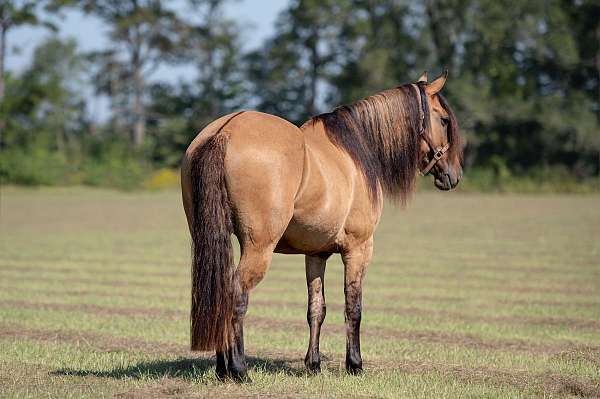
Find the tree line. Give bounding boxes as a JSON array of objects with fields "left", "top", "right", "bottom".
[{"left": 1, "top": 0, "right": 599, "bottom": 189}]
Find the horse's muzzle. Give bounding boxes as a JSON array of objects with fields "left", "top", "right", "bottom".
[{"left": 435, "top": 166, "right": 461, "bottom": 190}]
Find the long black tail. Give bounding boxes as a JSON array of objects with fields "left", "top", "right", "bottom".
[{"left": 189, "top": 130, "right": 234, "bottom": 351}]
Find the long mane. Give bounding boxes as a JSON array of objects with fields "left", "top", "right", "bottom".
[{"left": 311, "top": 84, "right": 428, "bottom": 205}]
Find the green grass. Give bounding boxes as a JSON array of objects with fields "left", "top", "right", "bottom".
[{"left": 1, "top": 186, "right": 599, "bottom": 398}]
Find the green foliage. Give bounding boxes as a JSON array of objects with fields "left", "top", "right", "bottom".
[
  {"left": 455, "top": 167, "right": 600, "bottom": 193},
  {"left": 1, "top": 0, "right": 599, "bottom": 191},
  {"left": 0, "top": 137, "right": 148, "bottom": 189},
  {"left": 0, "top": 146, "right": 70, "bottom": 185},
  {"left": 246, "top": 0, "right": 352, "bottom": 123},
  {"left": 76, "top": 139, "right": 147, "bottom": 190}
]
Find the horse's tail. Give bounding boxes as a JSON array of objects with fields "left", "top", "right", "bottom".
[{"left": 189, "top": 128, "right": 235, "bottom": 352}]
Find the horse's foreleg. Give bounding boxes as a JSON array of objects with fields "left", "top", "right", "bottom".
[
  {"left": 304, "top": 254, "right": 329, "bottom": 373},
  {"left": 341, "top": 238, "right": 373, "bottom": 374}
]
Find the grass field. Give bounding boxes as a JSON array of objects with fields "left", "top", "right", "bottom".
[{"left": 1, "top": 186, "right": 599, "bottom": 398}]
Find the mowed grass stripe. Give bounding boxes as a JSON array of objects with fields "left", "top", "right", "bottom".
[
  {"left": 10, "top": 281, "right": 597, "bottom": 321},
  {"left": 12, "top": 280, "right": 600, "bottom": 315},
  {"left": 2, "top": 276, "right": 600, "bottom": 323},
  {"left": 2, "top": 284, "right": 600, "bottom": 333},
  {"left": 6, "top": 276, "right": 600, "bottom": 326},
  {"left": 2, "top": 250, "right": 599, "bottom": 274},
  {"left": 3, "top": 250, "right": 599, "bottom": 282},
  {"left": 2, "top": 268, "right": 596, "bottom": 301},
  {"left": 2, "top": 300, "right": 599, "bottom": 355},
  {"left": 3, "top": 279, "right": 598, "bottom": 315},
  {"left": 2, "top": 325, "right": 599, "bottom": 399}
]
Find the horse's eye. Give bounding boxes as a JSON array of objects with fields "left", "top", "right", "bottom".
[{"left": 441, "top": 116, "right": 450, "bottom": 126}]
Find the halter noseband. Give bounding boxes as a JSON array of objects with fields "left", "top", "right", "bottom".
[{"left": 415, "top": 83, "right": 450, "bottom": 176}]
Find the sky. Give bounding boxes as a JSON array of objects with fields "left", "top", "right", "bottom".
[
  {"left": 7, "top": 0, "right": 289, "bottom": 73},
  {"left": 6, "top": 0, "right": 290, "bottom": 120}
]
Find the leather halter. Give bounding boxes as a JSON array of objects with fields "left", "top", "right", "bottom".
[{"left": 414, "top": 83, "right": 450, "bottom": 176}]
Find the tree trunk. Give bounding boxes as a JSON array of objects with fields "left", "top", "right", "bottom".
[
  {"left": 130, "top": 0, "right": 145, "bottom": 148},
  {"left": 131, "top": 42, "right": 145, "bottom": 148},
  {"left": 307, "top": 29, "right": 319, "bottom": 118},
  {"left": 596, "top": 24, "right": 600, "bottom": 177},
  {"left": 596, "top": 24, "right": 600, "bottom": 124},
  {"left": 0, "top": 24, "right": 6, "bottom": 140},
  {"left": 132, "top": 67, "right": 145, "bottom": 148},
  {"left": 0, "top": 24, "right": 6, "bottom": 101}
]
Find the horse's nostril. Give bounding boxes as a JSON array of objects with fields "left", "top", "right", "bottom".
[{"left": 444, "top": 173, "right": 451, "bottom": 187}]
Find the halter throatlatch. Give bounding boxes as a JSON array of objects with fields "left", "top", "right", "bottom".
[{"left": 415, "top": 83, "right": 450, "bottom": 176}]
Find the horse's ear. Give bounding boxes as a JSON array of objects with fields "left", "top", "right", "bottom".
[
  {"left": 426, "top": 69, "right": 448, "bottom": 95},
  {"left": 417, "top": 71, "right": 428, "bottom": 83}
]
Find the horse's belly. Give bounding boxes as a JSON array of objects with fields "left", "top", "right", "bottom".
[{"left": 275, "top": 210, "right": 346, "bottom": 255}]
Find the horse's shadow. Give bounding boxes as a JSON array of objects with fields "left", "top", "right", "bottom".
[{"left": 51, "top": 356, "right": 304, "bottom": 381}]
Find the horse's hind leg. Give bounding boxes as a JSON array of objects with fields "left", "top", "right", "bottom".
[
  {"left": 215, "top": 351, "right": 227, "bottom": 380},
  {"left": 226, "top": 243, "right": 277, "bottom": 382},
  {"left": 304, "top": 254, "right": 329, "bottom": 373},
  {"left": 341, "top": 238, "right": 373, "bottom": 374}
]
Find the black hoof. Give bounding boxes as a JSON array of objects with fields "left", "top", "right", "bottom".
[
  {"left": 346, "top": 360, "right": 363, "bottom": 375},
  {"left": 304, "top": 352, "right": 321, "bottom": 374},
  {"left": 215, "top": 368, "right": 228, "bottom": 382},
  {"left": 305, "top": 361, "right": 321, "bottom": 374},
  {"left": 228, "top": 369, "right": 251, "bottom": 383}
]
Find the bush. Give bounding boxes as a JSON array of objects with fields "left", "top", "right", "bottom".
[
  {"left": 0, "top": 140, "right": 148, "bottom": 190},
  {"left": 456, "top": 166, "right": 600, "bottom": 193},
  {"left": 78, "top": 158, "right": 146, "bottom": 190},
  {"left": 143, "top": 168, "right": 180, "bottom": 190},
  {"left": 0, "top": 148, "right": 73, "bottom": 185}
]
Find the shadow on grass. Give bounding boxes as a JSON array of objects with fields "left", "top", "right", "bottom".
[{"left": 50, "top": 356, "right": 304, "bottom": 381}]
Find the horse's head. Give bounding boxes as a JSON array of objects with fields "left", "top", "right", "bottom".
[{"left": 415, "top": 71, "right": 463, "bottom": 190}]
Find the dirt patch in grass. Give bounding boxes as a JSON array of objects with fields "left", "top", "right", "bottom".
[{"left": 113, "top": 381, "right": 192, "bottom": 399}]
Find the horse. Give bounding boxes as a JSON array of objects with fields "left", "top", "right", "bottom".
[{"left": 181, "top": 71, "right": 463, "bottom": 381}]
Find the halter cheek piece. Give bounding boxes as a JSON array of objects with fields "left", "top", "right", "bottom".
[{"left": 414, "top": 83, "right": 450, "bottom": 176}]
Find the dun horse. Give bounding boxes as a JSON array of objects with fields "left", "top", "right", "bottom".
[{"left": 181, "top": 71, "right": 463, "bottom": 381}]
